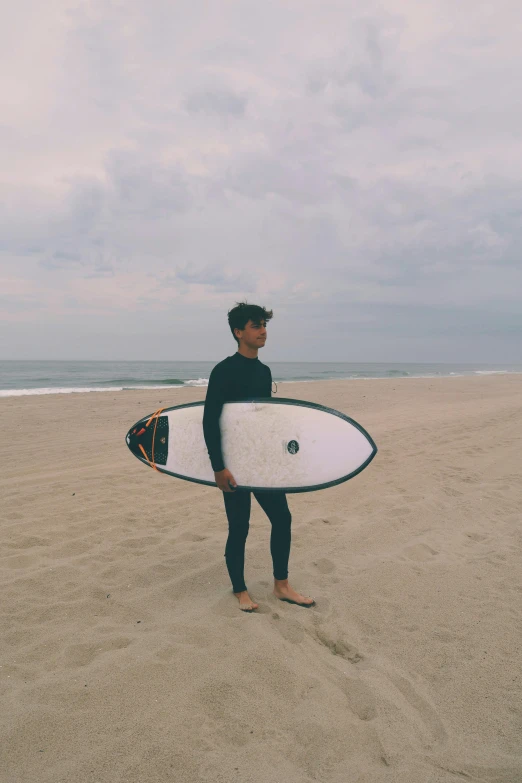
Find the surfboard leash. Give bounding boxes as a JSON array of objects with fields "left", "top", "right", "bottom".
[{"left": 137, "top": 407, "right": 165, "bottom": 471}]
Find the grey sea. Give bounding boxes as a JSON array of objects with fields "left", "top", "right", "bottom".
[{"left": 1, "top": 359, "right": 521, "bottom": 396}]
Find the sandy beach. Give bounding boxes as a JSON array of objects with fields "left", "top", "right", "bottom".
[{"left": 1, "top": 374, "right": 521, "bottom": 783}]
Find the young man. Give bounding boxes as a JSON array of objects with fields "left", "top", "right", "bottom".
[{"left": 203, "top": 301, "right": 315, "bottom": 612}]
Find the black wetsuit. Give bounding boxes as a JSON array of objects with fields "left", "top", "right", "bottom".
[{"left": 203, "top": 352, "right": 292, "bottom": 593}]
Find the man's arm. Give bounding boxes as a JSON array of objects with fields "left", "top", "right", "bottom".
[{"left": 203, "top": 365, "right": 228, "bottom": 473}]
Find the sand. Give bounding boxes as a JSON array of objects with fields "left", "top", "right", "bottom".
[{"left": 1, "top": 374, "right": 521, "bottom": 783}]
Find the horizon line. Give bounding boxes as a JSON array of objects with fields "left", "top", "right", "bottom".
[{"left": 0, "top": 358, "right": 520, "bottom": 366}]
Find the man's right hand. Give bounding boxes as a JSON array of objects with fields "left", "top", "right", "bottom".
[{"left": 214, "top": 468, "right": 238, "bottom": 492}]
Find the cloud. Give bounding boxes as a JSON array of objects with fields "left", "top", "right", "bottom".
[
  {"left": 0, "top": 0, "right": 520, "bottom": 361},
  {"left": 184, "top": 89, "right": 248, "bottom": 116}
]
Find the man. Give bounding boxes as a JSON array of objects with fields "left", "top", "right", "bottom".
[{"left": 203, "top": 301, "right": 315, "bottom": 612}]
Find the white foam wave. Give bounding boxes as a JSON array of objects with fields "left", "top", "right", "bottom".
[
  {"left": 0, "top": 384, "right": 187, "bottom": 397},
  {"left": 2, "top": 369, "right": 520, "bottom": 397},
  {"left": 183, "top": 378, "right": 210, "bottom": 386}
]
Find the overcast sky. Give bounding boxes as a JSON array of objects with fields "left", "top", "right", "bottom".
[{"left": 1, "top": 0, "right": 521, "bottom": 363}]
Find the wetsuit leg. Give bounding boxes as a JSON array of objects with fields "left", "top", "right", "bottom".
[
  {"left": 253, "top": 491, "right": 292, "bottom": 581},
  {"left": 222, "top": 489, "right": 252, "bottom": 593}
]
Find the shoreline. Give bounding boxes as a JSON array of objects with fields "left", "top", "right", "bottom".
[{"left": 1, "top": 369, "right": 522, "bottom": 398}]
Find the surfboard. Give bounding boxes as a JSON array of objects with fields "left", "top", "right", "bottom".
[{"left": 125, "top": 398, "right": 377, "bottom": 494}]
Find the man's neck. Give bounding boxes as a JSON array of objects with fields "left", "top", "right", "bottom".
[{"left": 237, "top": 347, "right": 258, "bottom": 359}]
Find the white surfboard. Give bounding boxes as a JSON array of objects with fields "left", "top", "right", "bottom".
[{"left": 125, "top": 398, "right": 377, "bottom": 493}]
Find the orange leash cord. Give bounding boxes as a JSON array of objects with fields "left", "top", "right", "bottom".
[{"left": 138, "top": 407, "right": 165, "bottom": 471}]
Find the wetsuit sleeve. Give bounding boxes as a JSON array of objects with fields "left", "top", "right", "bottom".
[
  {"left": 268, "top": 367, "right": 272, "bottom": 396},
  {"left": 203, "top": 365, "right": 228, "bottom": 473}
]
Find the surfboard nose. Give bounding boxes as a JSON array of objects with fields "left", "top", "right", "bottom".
[{"left": 125, "top": 415, "right": 169, "bottom": 466}]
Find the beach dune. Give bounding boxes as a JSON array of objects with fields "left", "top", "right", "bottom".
[{"left": 1, "top": 375, "right": 521, "bottom": 783}]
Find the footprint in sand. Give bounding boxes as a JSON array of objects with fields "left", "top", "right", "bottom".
[
  {"left": 442, "top": 486, "right": 464, "bottom": 497},
  {"left": 313, "top": 558, "right": 336, "bottom": 574},
  {"left": 7, "top": 535, "right": 50, "bottom": 549},
  {"left": 311, "top": 629, "right": 364, "bottom": 664},
  {"left": 362, "top": 666, "right": 448, "bottom": 755},
  {"left": 306, "top": 624, "right": 448, "bottom": 751},
  {"left": 273, "top": 617, "right": 306, "bottom": 644},
  {"left": 403, "top": 543, "right": 439, "bottom": 562},
  {"left": 386, "top": 670, "right": 448, "bottom": 746},
  {"left": 154, "top": 644, "right": 179, "bottom": 662},
  {"left": 433, "top": 628, "right": 456, "bottom": 643},
  {"left": 464, "top": 531, "right": 487, "bottom": 543},
  {"left": 306, "top": 516, "right": 343, "bottom": 527},
  {"left": 338, "top": 676, "right": 377, "bottom": 721},
  {"left": 301, "top": 627, "right": 376, "bottom": 722},
  {"left": 120, "top": 536, "right": 161, "bottom": 549},
  {"left": 62, "top": 637, "right": 131, "bottom": 667},
  {"left": 4, "top": 553, "right": 41, "bottom": 569},
  {"left": 176, "top": 532, "right": 208, "bottom": 543}
]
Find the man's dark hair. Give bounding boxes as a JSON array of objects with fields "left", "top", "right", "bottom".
[{"left": 228, "top": 300, "right": 273, "bottom": 346}]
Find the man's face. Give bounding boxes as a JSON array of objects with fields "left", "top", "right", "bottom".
[{"left": 236, "top": 319, "right": 267, "bottom": 345}]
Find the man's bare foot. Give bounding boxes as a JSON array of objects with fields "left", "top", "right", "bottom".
[
  {"left": 273, "top": 579, "right": 315, "bottom": 607},
  {"left": 234, "top": 591, "right": 259, "bottom": 612}
]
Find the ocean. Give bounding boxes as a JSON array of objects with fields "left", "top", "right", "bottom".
[{"left": 1, "top": 359, "right": 521, "bottom": 397}]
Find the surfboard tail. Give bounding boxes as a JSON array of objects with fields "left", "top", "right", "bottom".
[{"left": 126, "top": 416, "right": 169, "bottom": 467}]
